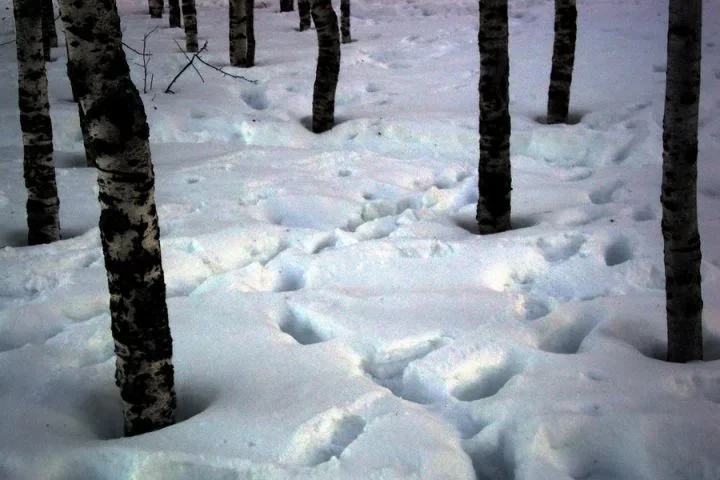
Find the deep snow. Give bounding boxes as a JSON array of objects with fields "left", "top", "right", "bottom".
[{"left": 1, "top": 0, "right": 720, "bottom": 478}]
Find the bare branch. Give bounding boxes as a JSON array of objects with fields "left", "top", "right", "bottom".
[
  {"left": 122, "top": 42, "right": 149, "bottom": 56},
  {"left": 195, "top": 55, "right": 257, "bottom": 83},
  {"left": 122, "top": 26, "right": 159, "bottom": 94},
  {"left": 173, "top": 39, "right": 204, "bottom": 83},
  {"left": 165, "top": 41, "right": 257, "bottom": 94},
  {"left": 165, "top": 41, "right": 209, "bottom": 94}
]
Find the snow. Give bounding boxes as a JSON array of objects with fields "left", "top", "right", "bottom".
[{"left": 1, "top": 0, "right": 720, "bottom": 478}]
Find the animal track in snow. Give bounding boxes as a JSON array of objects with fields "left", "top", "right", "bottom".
[
  {"left": 589, "top": 180, "right": 625, "bottom": 205},
  {"left": 451, "top": 361, "right": 519, "bottom": 402},
  {"left": 536, "top": 233, "right": 586, "bottom": 263},
  {"left": 538, "top": 312, "right": 605, "bottom": 355},
  {"left": 362, "top": 335, "right": 449, "bottom": 398},
  {"left": 282, "top": 410, "right": 366, "bottom": 466},
  {"left": 396, "top": 240, "right": 456, "bottom": 259},
  {"left": 278, "top": 307, "right": 331, "bottom": 345},
  {"left": 515, "top": 295, "right": 552, "bottom": 321},
  {"left": 632, "top": 204, "right": 656, "bottom": 222},
  {"left": 604, "top": 236, "right": 633, "bottom": 267},
  {"left": 240, "top": 87, "right": 269, "bottom": 111}
]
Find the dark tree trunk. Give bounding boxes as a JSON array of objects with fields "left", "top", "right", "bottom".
[
  {"left": 477, "top": 0, "right": 511, "bottom": 234},
  {"left": 149, "top": 0, "right": 163, "bottom": 18},
  {"left": 58, "top": 0, "right": 177, "bottom": 435},
  {"left": 662, "top": 0, "right": 703, "bottom": 363},
  {"left": 310, "top": 0, "right": 340, "bottom": 133},
  {"left": 340, "top": 0, "right": 350, "bottom": 44},
  {"left": 181, "top": 0, "right": 198, "bottom": 52},
  {"left": 168, "top": 0, "right": 182, "bottom": 27},
  {"left": 298, "top": 0, "right": 311, "bottom": 31},
  {"left": 280, "top": 0, "right": 293, "bottom": 12},
  {"left": 14, "top": 0, "right": 60, "bottom": 245},
  {"left": 547, "top": 0, "right": 577, "bottom": 124},
  {"left": 229, "top": 0, "right": 255, "bottom": 67},
  {"left": 41, "top": 0, "right": 57, "bottom": 61},
  {"left": 65, "top": 39, "right": 97, "bottom": 168}
]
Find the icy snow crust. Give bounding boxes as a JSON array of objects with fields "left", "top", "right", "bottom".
[{"left": 1, "top": 0, "right": 720, "bottom": 478}]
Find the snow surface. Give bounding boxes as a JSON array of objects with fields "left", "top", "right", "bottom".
[{"left": 1, "top": 0, "right": 720, "bottom": 478}]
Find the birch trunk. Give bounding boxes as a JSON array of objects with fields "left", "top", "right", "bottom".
[
  {"left": 14, "top": 0, "right": 60, "bottom": 245},
  {"left": 229, "top": 0, "right": 255, "bottom": 67},
  {"left": 181, "top": 0, "right": 198, "bottom": 52},
  {"left": 340, "top": 0, "right": 350, "bottom": 44},
  {"left": 58, "top": 0, "right": 176, "bottom": 435},
  {"left": 168, "top": 0, "right": 182, "bottom": 27},
  {"left": 41, "top": 0, "right": 57, "bottom": 59},
  {"left": 310, "top": 0, "right": 340, "bottom": 133},
  {"left": 65, "top": 39, "right": 97, "bottom": 168},
  {"left": 298, "top": 0, "right": 311, "bottom": 31},
  {"left": 547, "top": 0, "right": 576, "bottom": 124},
  {"left": 662, "top": 0, "right": 703, "bottom": 363},
  {"left": 149, "top": 0, "right": 163, "bottom": 18},
  {"left": 477, "top": 0, "right": 511, "bottom": 234}
]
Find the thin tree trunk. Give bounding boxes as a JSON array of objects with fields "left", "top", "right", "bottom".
[
  {"left": 229, "top": 0, "right": 255, "bottom": 67},
  {"left": 547, "top": 0, "right": 576, "bottom": 124},
  {"left": 168, "top": 0, "right": 181, "bottom": 27},
  {"left": 298, "top": 0, "right": 311, "bottom": 31},
  {"left": 310, "top": 0, "right": 340, "bottom": 133},
  {"left": 246, "top": 0, "right": 255, "bottom": 67},
  {"left": 340, "top": 0, "right": 350, "bottom": 44},
  {"left": 280, "top": 0, "right": 293, "bottom": 12},
  {"left": 663, "top": 0, "right": 703, "bottom": 363},
  {"left": 65, "top": 39, "right": 97, "bottom": 168},
  {"left": 149, "top": 0, "right": 163, "bottom": 18},
  {"left": 41, "top": 0, "right": 58, "bottom": 56},
  {"left": 477, "top": 0, "right": 511, "bottom": 234},
  {"left": 14, "top": 0, "right": 60, "bottom": 245},
  {"left": 181, "top": 0, "right": 198, "bottom": 52},
  {"left": 58, "top": 0, "right": 176, "bottom": 435}
]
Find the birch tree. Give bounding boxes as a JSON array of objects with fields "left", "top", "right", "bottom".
[
  {"left": 169, "top": 0, "right": 182, "bottom": 28},
  {"left": 662, "top": 0, "right": 703, "bottom": 363},
  {"left": 477, "top": 0, "right": 511, "bottom": 234},
  {"left": 182, "top": 0, "right": 198, "bottom": 52},
  {"left": 310, "top": 0, "right": 340, "bottom": 133},
  {"left": 340, "top": 0, "right": 350, "bottom": 44},
  {"left": 14, "top": 0, "right": 60, "bottom": 245},
  {"left": 149, "top": 0, "right": 163, "bottom": 18},
  {"left": 65, "top": 40, "right": 97, "bottom": 168},
  {"left": 298, "top": 0, "right": 311, "bottom": 31},
  {"left": 41, "top": 0, "right": 57, "bottom": 60},
  {"left": 229, "top": 0, "right": 255, "bottom": 67},
  {"left": 547, "top": 0, "right": 577, "bottom": 124},
  {"left": 58, "top": 0, "right": 177, "bottom": 435}
]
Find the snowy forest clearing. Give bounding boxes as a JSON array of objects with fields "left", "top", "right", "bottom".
[{"left": 1, "top": 0, "right": 720, "bottom": 478}]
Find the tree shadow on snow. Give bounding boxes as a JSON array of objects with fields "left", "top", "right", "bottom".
[
  {"left": 452, "top": 213, "right": 540, "bottom": 235},
  {"left": 299, "top": 115, "right": 354, "bottom": 133},
  {"left": 532, "top": 110, "right": 591, "bottom": 126},
  {"left": 79, "top": 382, "right": 218, "bottom": 440}
]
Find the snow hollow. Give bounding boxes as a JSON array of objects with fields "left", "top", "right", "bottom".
[{"left": 1, "top": 0, "right": 720, "bottom": 478}]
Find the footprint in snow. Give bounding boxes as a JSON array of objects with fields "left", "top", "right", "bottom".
[
  {"left": 536, "top": 233, "right": 586, "bottom": 263},
  {"left": 604, "top": 236, "right": 633, "bottom": 267},
  {"left": 282, "top": 410, "right": 366, "bottom": 466},
  {"left": 278, "top": 306, "right": 331, "bottom": 345},
  {"left": 240, "top": 87, "right": 269, "bottom": 111},
  {"left": 362, "top": 335, "right": 449, "bottom": 399},
  {"left": 588, "top": 180, "right": 625, "bottom": 205},
  {"left": 632, "top": 204, "right": 656, "bottom": 222},
  {"left": 451, "top": 360, "right": 520, "bottom": 402}
]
